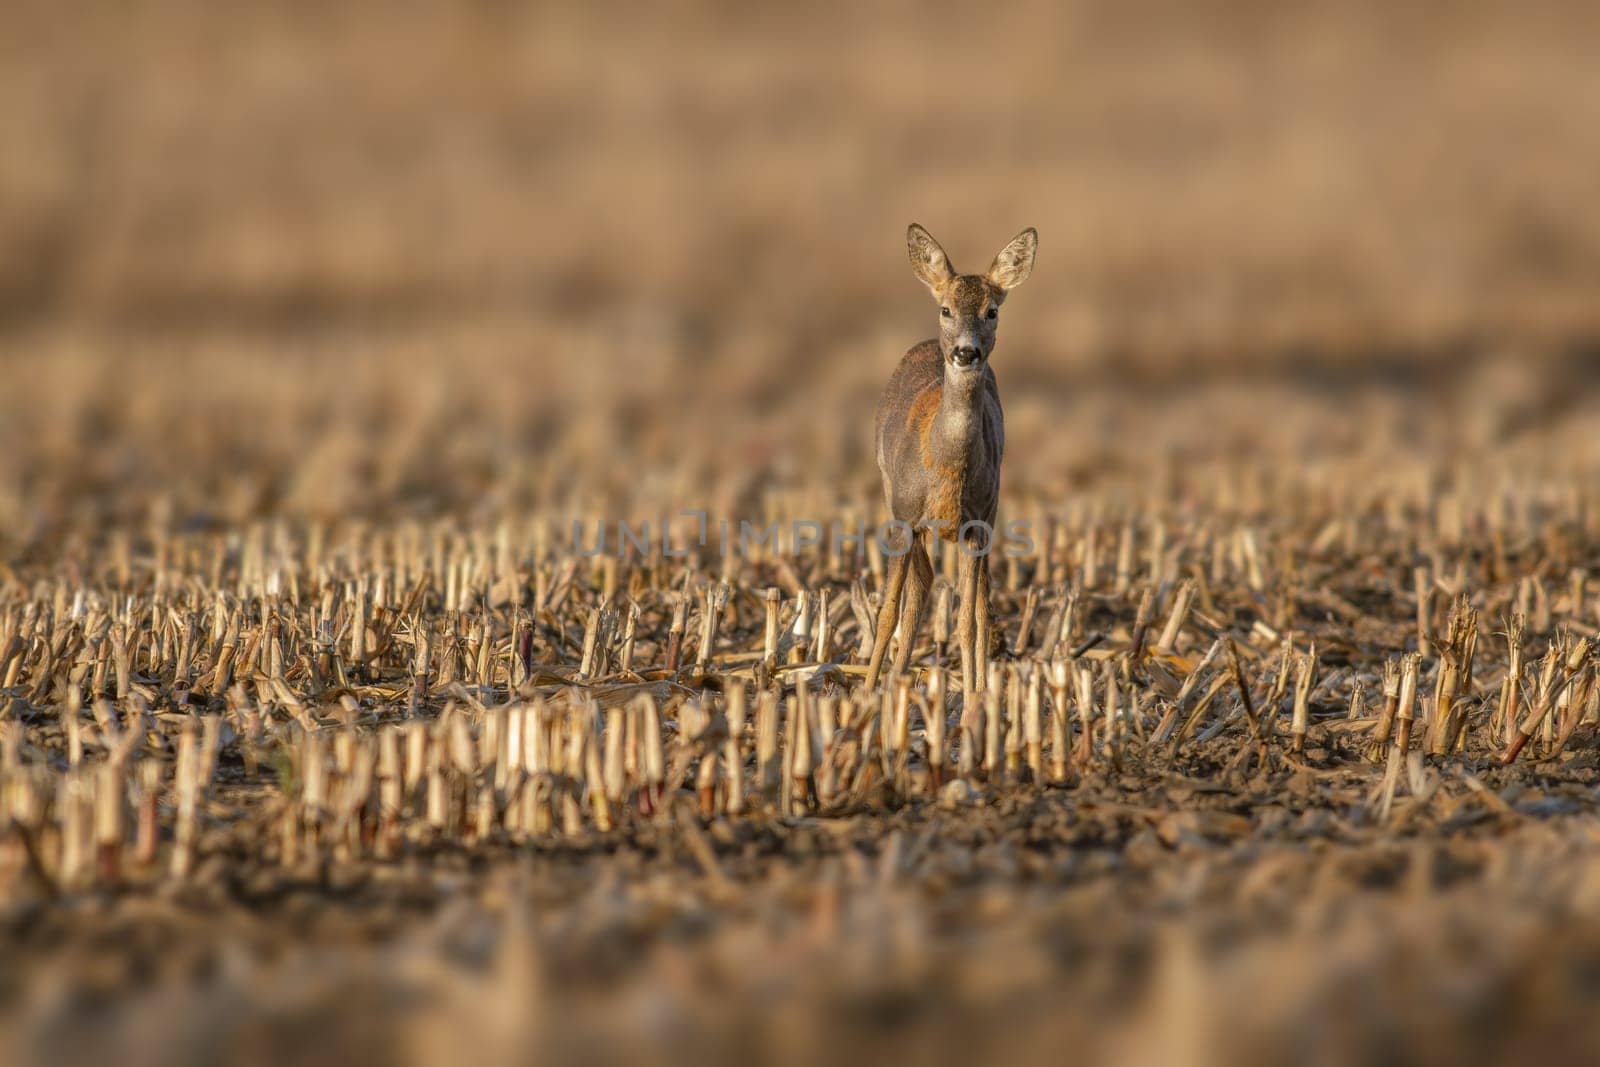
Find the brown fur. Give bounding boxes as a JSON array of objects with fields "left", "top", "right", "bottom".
[
  {"left": 864, "top": 224, "right": 1035, "bottom": 692},
  {"left": 941, "top": 275, "right": 1003, "bottom": 317},
  {"left": 876, "top": 341, "right": 1004, "bottom": 537},
  {"left": 911, "top": 388, "right": 963, "bottom": 541}
]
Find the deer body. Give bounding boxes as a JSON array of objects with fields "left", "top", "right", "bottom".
[
  {"left": 865, "top": 225, "right": 1037, "bottom": 695},
  {"left": 875, "top": 340, "right": 1003, "bottom": 542}
]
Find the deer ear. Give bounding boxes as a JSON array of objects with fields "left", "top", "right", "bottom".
[
  {"left": 987, "top": 228, "right": 1037, "bottom": 290},
  {"left": 907, "top": 224, "right": 954, "bottom": 295}
]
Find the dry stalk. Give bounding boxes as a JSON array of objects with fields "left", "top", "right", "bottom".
[
  {"left": 1395, "top": 652, "right": 1421, "bottom": 753},
  {"left": 1499, "top": 637, "right": 1591, "bottom": 764},
  {"left": 1290, "top": 646, "right": 1315, "bottom": 756}
]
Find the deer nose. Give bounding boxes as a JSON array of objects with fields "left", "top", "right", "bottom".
[{"left": 951, "top": 345, "right": 981, "bottom": 367}]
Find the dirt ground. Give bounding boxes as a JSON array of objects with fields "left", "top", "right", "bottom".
[{"left": 9, "top": 758, "right": 1600, "bottom": 1067}]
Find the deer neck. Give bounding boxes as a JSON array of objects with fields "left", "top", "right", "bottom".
[{"left": 930, "top": 367, "right": 986, "bottom": 470}]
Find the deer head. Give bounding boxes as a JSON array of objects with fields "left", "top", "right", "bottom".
[{"left": 906, "top": 224, "right": 1037, "bottom": 371}]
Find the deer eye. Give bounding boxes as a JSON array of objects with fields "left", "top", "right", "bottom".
[
  {"left": 985, "top": 307, "right": 998, "bottom": 320},
  {"left": 940, "top": 307, "right": 952, "bottom": 318}
]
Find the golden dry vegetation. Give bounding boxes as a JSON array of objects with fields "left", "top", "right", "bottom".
[{"left": 5, "top": 2, "right": 1600, "bottom": 1065}]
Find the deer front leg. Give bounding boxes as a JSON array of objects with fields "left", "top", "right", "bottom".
[
  {"left": 956, "top": 547, "right": 978, "bottom": 697},
  {"left": 975, "top": 552, "right": 993, "bottom": 688},
  {"left": 889, "top": 537, "right": 933, "bottom": 680},
  {"left": 865, "top": 546, "right": 910, "bottom": 690}
]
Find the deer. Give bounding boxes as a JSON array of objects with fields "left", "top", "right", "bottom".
[{"left": 864, "top": 223, "right": 1038, "bottom": 697}]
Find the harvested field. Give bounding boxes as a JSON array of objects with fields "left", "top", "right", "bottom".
[{"left": 5, "top": 2, "right": 1600, "bottom": 1065}]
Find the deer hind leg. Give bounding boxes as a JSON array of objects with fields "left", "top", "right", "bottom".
[
  {"left": 865, "top": 546, "right": 911, "bottom": 690},
  {"left": 889, "top": 535, "right": 933, "bottom": 680},
  {"left": 956, "top": 547, "right": 978, "bottom": 697},
  {"left": 975, "top": 553, "right": 994, "bottom": 689}
]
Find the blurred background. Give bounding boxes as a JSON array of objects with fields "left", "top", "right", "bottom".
[{"left": 4, "top": 0, "right": 1600, "bottom": 532}]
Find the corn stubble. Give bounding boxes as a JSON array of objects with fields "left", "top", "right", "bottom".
[
  {"left": 0, "top": 454, "right": 1598, "bottom": 965},
  {"left": 3, "top": 493, "right": 1590, "bottom": 891},
  {"left": 5, "top": 386, "right": 1600, "bottom": 1067}
]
